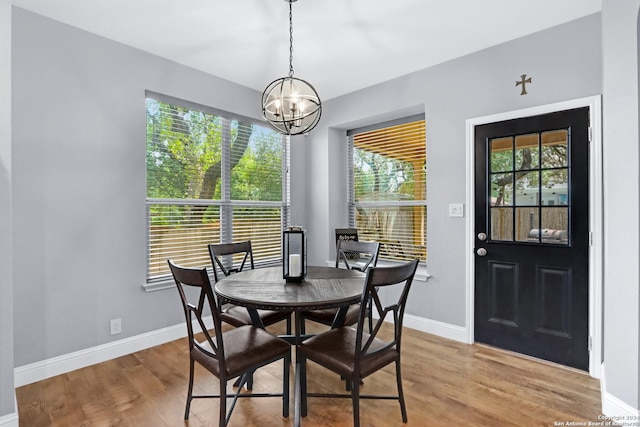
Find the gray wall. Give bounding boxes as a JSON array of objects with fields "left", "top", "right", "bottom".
[
  {"left": 11, "top": 8, "right": 267, "bottom": 367},
  {"left": 602, "top": 0, "right": 640, "bottom": 410},
  {"left": 305, "top": 14, "right": 602, "bottom": 327},
  {"left": 1, "top": 0, "right": 14, "bottom": 418}
]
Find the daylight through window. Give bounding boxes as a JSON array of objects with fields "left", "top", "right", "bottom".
[
  {"left": 146, "top": 93, "right": 289, "bottom": 282},
  {"left": 348, "top": 115, "right": 427, "bottom": 262}
]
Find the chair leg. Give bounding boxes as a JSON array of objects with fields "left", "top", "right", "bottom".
[
  {"left": 283, "top": 352, "right": 291, "bottom": 417},
  {"left": 286, "top": 315, "right": 292, "bottom": 335},
  {"left": 299, "top": 315, "right": 305, "bottom": 335},
  {"left": 219, "top": 378, "right": 228, "bottom": 427},
  {"left": 300, "top": 352, "right": 308, "bottom": 416},
  {"left": 351, "top": 378, "right": 361, "bottom": 427},
  {"left": 396, "top": 360, "right": 408, "bottom": 423},
  {"left": 234, "top": 370, "right": 254, "bottom": 389},
  {"left": 184, "top": 358, "right": 195, "bottom": 419},
  {"left": 246, "top": 370, "right": 254, "bottom": 390}
]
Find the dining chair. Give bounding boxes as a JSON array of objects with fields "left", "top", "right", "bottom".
[
  {"left": 299, "top": 258, "right": 419, "bottom": 427},
  {"left": 335, "top": 227, "right": 359, "bottom": 246},
  {"left": 208, "top": 241, "right": 292, "bottom": 334},
  {"left": 300, "top": 240, "right": 380, "bottom": 334},
  {"left": 336, "top": 239, "right": 380, "bottom": 272},
  {"left": 168, "top": 259, "right": 291, "bottom": 427}
]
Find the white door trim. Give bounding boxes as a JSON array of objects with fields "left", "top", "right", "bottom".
[{"left": 465, "top": 96, "right": 603, "bottom": 378}]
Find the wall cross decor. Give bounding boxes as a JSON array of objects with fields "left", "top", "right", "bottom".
[{"left": 516, "top": 74, "right": 532, "bottom": 95}]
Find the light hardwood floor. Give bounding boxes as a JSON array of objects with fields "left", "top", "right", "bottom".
[{"left": 17, "top": 323, "right": 602, "bottom": 426}]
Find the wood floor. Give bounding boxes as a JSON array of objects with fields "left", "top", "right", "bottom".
[{"left": 16, "top": 323, "right": 602, "bottom": 426}]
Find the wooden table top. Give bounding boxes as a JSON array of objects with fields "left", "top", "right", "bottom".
[{"left": 214, "top": 265, "right": 366, "bottom": 311}]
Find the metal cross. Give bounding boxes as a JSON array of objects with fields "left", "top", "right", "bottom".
[{"left": 516, "top": 74, "right": 532, "bottom": 95}]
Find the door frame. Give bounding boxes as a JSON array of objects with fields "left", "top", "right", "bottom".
[{"left": 465, "top": 96, "right": 603, "bottom": 378}]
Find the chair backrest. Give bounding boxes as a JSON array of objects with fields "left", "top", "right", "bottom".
[
  {"left": 335, "top": 239, "right": 380, "bottom": 272},
  {"left": 354, "top": 259, "right": 419, "bottom": 367},
  {"left": 335, "top": 228, "right": 358, "bottom": 246},
  {"left": 168, "top": 259, "right": 225, "bottom": 366},
  {"left": 208, "top": 241, "right": 255, "bottom": 282}
]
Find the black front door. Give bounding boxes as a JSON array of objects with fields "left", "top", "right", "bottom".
[{"left": 474, "top": 107, "right": 590, "bottom": 371}]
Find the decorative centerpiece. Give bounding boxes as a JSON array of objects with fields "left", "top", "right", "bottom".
[{"left": 283, "top": 226, "right": 306, "bottom": 283}]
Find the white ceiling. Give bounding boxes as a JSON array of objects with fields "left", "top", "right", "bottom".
[{"left": 13, "top": 0, "right": 602, "bottom": 101}]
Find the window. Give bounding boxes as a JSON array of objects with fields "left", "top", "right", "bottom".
[
  {"left": 489, "top": 130, "right": 569, "bottom": 244},
  {"left": 348, "top": 115, "right": 426, "bottom": 262},
  {"left": 146, "top": 92, "right": 289, "bottom": 282}
]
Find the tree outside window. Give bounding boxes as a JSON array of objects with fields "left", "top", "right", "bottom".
[
  {"left": 146, "top": 94, "right": 288, "bottom": 281},
  {"left": 349, "top": 117, "right": 426, "bottom": 262}
]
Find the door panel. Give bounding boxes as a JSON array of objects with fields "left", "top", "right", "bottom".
[
  {"left": 474, "top": 108, "right": 589, "bottom": 371},
  {"left": 535, "top": 266, "right": 572, "bottom": 337},
  {"left": 488, "top": 261, "right": 519, "bottom": 327}
]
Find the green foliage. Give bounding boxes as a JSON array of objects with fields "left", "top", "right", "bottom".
[
  {"left": 490, "top": 142, "right": 568, "bottom": 204},
  {"left": 231, "top": 125, "right": 282, "bottom": 201},
  {"left": 354, "top": 148, "right": 415, "bottom": 201},
  {"left": 146, "top": 99, "right": 283, "bottom": 226}
]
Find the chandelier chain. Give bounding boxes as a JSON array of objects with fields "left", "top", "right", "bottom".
[{"left": 289, "top": 0, "right": 294, "bottom": 77}]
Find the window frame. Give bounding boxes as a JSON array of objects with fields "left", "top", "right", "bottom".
[{"left": 144, "top": 91, "right": 290, "bottom": 290}]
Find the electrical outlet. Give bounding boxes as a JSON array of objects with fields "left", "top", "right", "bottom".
[{"left": 110, "top": 318, "right": 122, "bottom": 335}]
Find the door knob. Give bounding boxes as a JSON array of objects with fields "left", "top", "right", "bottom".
[
  {"left": 476, "top": 248, "right": 487, "bottom": 256},
  {"left": 477, "top": 232, "right": 487, "bottom": 241}
]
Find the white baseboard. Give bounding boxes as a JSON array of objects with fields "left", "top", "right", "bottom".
[
  {"left": 403, "top": 313, "right": 468, "bottom": 343},
  {"left": 14, "top": 317, "right": 213, "bottom": 387},
  {"left": 0, "top": 412, "right": 18, "bottom": 427},
  {"left": 600, "top": 363, "right": 640, "bottom": 424}
]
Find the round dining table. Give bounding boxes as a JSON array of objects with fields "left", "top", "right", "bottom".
[
  {"left": 214, "top": 265, "right": 366, "bottom": 427},
  {"left": 215, "top": 265, "right": 366, "bottom": 312}
]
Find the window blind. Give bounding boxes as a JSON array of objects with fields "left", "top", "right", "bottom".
[
  {"left": 348, "top": 116, "right": 426, "bottom": 261},
  {"left": 146, "top": 92, "right": 288, "bottom": 281}
]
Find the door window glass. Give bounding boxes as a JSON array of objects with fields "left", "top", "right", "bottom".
[
  {"left": 490, "top": 137, "right": 513, "bottom": 172},
  {"left": 488, "top": 129, "right": 569, "bottom": 245},
  {"left": 515, "top": 207, "right": 539, "bottom": 242},
  {"left": 490, "top": 207, "right": 513, "bottom": 241},
  {"left": 515, "top": 134, "right": 540, "bottom": 170}
]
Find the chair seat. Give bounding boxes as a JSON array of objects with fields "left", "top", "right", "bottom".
[
  {"left": 301, "top": 304, "right": 361, "bottom": 326},
  {"left": 193, "top": 325, "right": 291, "bottom": 378},
  {"left": 221, "top": 305, "right": 292, "bottom": 328},
  {"left": 300, "top": 327, "right": 398, "bottom": 379}
]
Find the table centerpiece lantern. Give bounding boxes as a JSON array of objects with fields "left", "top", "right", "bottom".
[{"left": 283, "top": 226, "right": 306, "bottom": 283}]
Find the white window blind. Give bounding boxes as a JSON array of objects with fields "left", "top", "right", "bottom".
[
  {"left": 348, "top": 115, "right": 426, "bottom": 262},
  {"left": 146, "top": 92, "right": 289, "bottom": 282}
]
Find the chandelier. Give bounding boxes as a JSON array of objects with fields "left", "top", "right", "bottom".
[{"left": 261, "top": 0, "right": 322, "bottom": 135}]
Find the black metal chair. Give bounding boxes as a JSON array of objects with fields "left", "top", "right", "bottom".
[
  {"left": 299, "top": 259, "right": 419, "bottom": 427},
  {"left": 208, "top": 241, "right": 292, "bottom": 334},
  {"left": 336, "top": 239, "right": 380, "bottom": 272},
  {"left": 300, "top": 240, "right": 380, "bottom": 334},
  {"left": 168, "top": 259, "right": 291, "bottom": 426}
]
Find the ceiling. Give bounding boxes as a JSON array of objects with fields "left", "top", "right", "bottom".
[{"left": 12, "top": 0, "right": 602, "bottom": 101}]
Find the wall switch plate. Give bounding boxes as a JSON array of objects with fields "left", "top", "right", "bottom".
[
  {"left": 110, "top": 318, "right": 122, "bottom": 335},
  {"left": 448, "top": 203, "right": 464, "bottom": 218}
]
